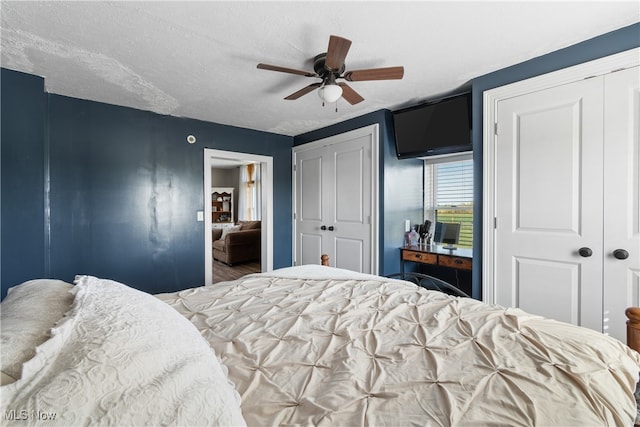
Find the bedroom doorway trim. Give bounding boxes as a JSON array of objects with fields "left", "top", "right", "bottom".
[{"left": 204, "top": 149, "right": 273, "bottom": 285}]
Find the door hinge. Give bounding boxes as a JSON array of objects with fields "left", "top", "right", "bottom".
[
  {"left": 494, "top": 123, "right": 499, "bottom": 135},
  {"left": 494, "top": 217, "right": 498, "bottom": 229},
  {"left": 293, "top": 212, "right": 296, "bottom": 220},
  {"left": 293, "top": 163, "right": 297, "bottom": 172}
]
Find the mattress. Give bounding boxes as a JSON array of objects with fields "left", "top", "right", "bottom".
[{"left": 157, "top": 265, "right": 640, "bottom": 426}]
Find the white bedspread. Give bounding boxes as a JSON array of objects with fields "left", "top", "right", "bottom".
[
  {"left": 1, "top": 276, "right": 246, "bottom": 427},
  {"left": 157, "top": 266, "right": 640, "bottom": 426}
]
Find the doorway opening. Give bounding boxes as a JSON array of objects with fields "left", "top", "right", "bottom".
[{"left": 204, "top": 149, "right": 273, "bottom": 285}]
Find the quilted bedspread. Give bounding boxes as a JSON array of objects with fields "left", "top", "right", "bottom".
[
  {"left": 157, "top": 266, "right": 640, "bottom": 426},
  {"left": 1, "top": 276, "right": 246, "bottom": 427}
]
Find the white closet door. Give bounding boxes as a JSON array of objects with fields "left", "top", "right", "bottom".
[
  {"left": 603, "top": 66, "right": 640, "bottom": 340},
  {"left": 494, "top": 77, "right": 605, "bottom": 331},
  {"left": 295, "top": 148, "right": 326, "bottom": 266},
  {"left": 294, "top": 131, "right": 374, "bottom": 273},
  {"left": 327, "top": 135, "right": 372, "bottom": 273}
]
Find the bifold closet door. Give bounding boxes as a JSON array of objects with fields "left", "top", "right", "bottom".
[
  {"left": 494, "top": 66, "right": 639, "bottom": 341},
  {"left": 603, "top": 66, "right": 640, "bottom": 339},
  {"left": 494, "top": 76, "right": 605, "bottom": 333},
  {"left": 295, "top": 135, "right": 372, "bottom": 273}
]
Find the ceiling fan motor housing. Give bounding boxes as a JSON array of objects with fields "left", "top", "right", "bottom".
[{"left": 313, "top": 53, "right": 345, "bottom": 83}]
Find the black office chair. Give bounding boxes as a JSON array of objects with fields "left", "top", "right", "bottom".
[{"left": 385, "top": 272, "right": 470, "bottom": 298}]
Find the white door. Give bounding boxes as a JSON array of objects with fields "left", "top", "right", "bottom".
[
  {"left": 294, "top": 126, "right": 377, "bottom": 273},
  {"left": 295, "top": 147, "right": 324, "bottom": 266},
  {"left": 494, "top": 77, "right": 605, "bottom": 332},
  {"left": 603, "top": 67, "right": 640, "bottom": 338},
  {"left": 492, "top": 66, "right": 640, "bottom": 341}
]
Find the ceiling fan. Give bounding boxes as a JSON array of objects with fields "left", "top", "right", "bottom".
[{"left": 257, "top": 35, "right": 404, "bottom": 106}]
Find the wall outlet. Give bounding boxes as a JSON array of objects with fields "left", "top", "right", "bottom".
[{"left": 404, "top": 219, "right": 411, "bottom": 232}]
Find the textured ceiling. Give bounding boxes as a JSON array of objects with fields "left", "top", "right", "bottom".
[{"left": 1, "top": 1, "right": 637, "bottom": 136}]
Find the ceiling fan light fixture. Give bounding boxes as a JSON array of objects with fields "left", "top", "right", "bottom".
[{"left": 318, "top": 84, "right": 343, "bottom": 103}]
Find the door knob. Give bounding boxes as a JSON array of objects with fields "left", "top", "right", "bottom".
[
  {"left": 320, "top": 225, "right": 327, "bottom": 231},
  {"left": 613, "top": 249, "right": 629, "bottom": 260},
  {"left": 328, "top": 226, "right": 335, "bottom": 231},
  {"left": 578, "top": 247, "right": 592, "bottom": 257}
]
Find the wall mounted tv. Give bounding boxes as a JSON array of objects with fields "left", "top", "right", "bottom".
[{"left": 392, "top": 92, "right": 472, "bottom": 159}]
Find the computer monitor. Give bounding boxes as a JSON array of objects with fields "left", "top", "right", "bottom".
[{"left": 434, "top": 222, "right": 461, "bottom": 248}]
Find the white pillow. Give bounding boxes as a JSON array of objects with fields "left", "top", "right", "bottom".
[
  {"left": 221, "top": 225, "right": 242, "bottom": 239},
  {"left": 2, "top": 275, "right": 246, "bottom": 426},
  {"left": 0, "top": 279, "right": 74, "bottom": 384}
]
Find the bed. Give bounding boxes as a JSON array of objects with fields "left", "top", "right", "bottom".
[{"left": 2, "top": 262, "right": 639, "bottom": 426}]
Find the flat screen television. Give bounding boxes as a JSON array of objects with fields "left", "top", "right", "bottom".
[{"left": 392, "top": 93, "right": 471, "bottom": 159}]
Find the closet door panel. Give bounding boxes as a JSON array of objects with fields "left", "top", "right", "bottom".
[
  {"left": 515, "top": 102, "right": 581, "bottom": 233},
  {"left": 300, "top": 233, "right": 323, "bottom": 267},
  {"left": 515, "top": 257, "right": 580, "bottom": 325},
  {"left": 335, "top": 147, "right": 364, "bottom": 223},
  {"left": 295, "top": 152, "right": 326, "bottom": 267},
  {"left": 603, "top": 66, "right": 640, "bottom": 340},
  {"left": 294, "top": 125, "right": 376, "bottom": 273},
  {"left": 326, "top": 136, "right": 372, "bottom": 273},
  {"left": 299, "top": 156, "right": 324, "bottom": 221},
  {"left": 334, "top": 237, "right": 364, "bottom": 272},
  {"left": 494, "top": 77, "right": 604, "bottom": 332}
]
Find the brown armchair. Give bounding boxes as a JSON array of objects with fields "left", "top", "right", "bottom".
[{"left": 212, "top": 221, "right": 261, "bottom": 265}]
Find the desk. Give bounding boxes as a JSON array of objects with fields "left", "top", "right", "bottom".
[{"left": 400, "top": 245, "right": 472, "bottom": 273}]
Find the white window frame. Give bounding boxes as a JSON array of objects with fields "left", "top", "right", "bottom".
[{"left": 423, "top": 152, "right": 473, "bottom": 246}]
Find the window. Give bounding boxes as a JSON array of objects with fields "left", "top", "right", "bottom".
[
  {"left": 238, "top": 164, "right": 261, "bottom": 221},
  {"left": 424, "top": 154, "right": 473, "bottom": 247}
]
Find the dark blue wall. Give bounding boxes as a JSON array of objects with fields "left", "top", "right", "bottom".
[
  {"left": 294, "top": 110, "right": 424, "bottom": 275},
  {"left": 1, "top": 70, "right": 47, "bottom": 291},
  {"left": 3, "top": 23, "right": 636, "bottom": 300},
  {"left": 1, "top": 69, "right": 293, "bottom": 298},
  {"left": 470, "top": 23, "right": 640, "bottom": 299}
]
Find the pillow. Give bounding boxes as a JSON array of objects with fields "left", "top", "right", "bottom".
[
  {"left": 221, "top": 225, "right": 241, "bottom": 239},
  {"left": 0, "top": 279, "right": 75, "bottom": 384},
  {"left": 2, "top": 275, "right": 247, "bottom": 426},
  {"left": 239, "top": 220, "right": 261, "bottom": 230}
]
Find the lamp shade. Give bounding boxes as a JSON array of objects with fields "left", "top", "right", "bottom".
[{"left": 318, "top": 84, "right": 343, "bottom": 103}]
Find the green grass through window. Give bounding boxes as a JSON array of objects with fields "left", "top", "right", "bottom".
[{"left": 436, "top": 208, "right": 473, "bottom": 248}]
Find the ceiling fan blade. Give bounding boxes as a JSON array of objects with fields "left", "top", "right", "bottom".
[
  {"left": 343, "top": 66, "right": 405, "bottom": 81},
  {"left": 257, "top": 63, "right": 317, "bottom": 77},
  {"left": 284, "top": 83, "right": 322, "bottom": 100},
  {"left": 325, "top": 35, "right": 352, "bottom": 71},
  {"left": 338, "top": 83, "right": 364, "bottom": 105}
]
